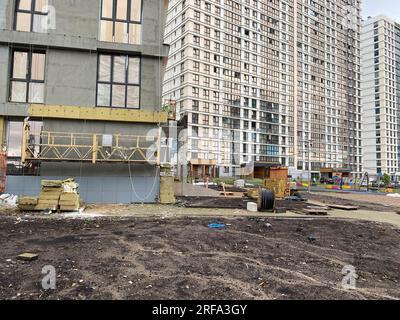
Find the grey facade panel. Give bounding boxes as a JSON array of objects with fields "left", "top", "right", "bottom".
[
  {"left": 45, "top": 49, "right": 97, "bottom": 106},
  {"left": 42, "top": 119, "right": 156, "bottom": 137},
  {"left": 0, "top": 45, "right": 9, "bottom": 105},
  {"left": 141, "top": 57, "right": 162, "bottom": 111},
  {"left": 48, "top": 0, "right": 100, "bottom": 39},
  {"left": 6, "top": 175, "right": 160, "bottom": 204},
  {"left": 40, "top": 162, "right": 158, "bottom": 177}
]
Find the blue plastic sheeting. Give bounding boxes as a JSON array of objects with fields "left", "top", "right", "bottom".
[{"left": 208, "top": 223, "right": 226, "bottom": 229}]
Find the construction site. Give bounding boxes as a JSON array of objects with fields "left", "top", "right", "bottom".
[
  {"left": 0, "top": 163, "right": 400, "bottom": 300},
  {"left": 0, "top": 0, "right": 399, "bottom": 302}
]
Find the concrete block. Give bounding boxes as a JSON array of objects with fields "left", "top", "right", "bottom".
[
  {"left": 160, "top": 176, "right": 175, "bottom": 204},
  {"left": 247, "top": 202, "right": 258, "bottom": 212}
]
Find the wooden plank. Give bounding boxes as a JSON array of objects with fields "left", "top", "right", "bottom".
[
  {"left": 307, "top": 205, "right": 330, "bottom": 211},
  {"left": 220, "top": 192, "right": 234, "bottom": 196},
  {"left": 17, "top": 253, "right": 39, "bottom": 261},
  {"left": 327, "top": 204, "right": 358, "bottom": 211},
  {"left": 303, "top": 208, "right": 329, "bottom": 216},
  {"left": 221, "top": 182, "right": 227, "bottom": 197}
]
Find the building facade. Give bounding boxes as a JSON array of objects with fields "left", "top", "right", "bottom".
[
  {"left": 361, "top": 15, "right": 400, "bottom": 179},
  {"left": 0, "top": 0, "right": 170, "bottom": 203},
  {"left": 163, "top": 0, "right": 362, "bottom": 178}
]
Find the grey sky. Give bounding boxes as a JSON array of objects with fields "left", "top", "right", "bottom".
[{"left": 363, "top": 0, "right": 400, "bottom": 21}]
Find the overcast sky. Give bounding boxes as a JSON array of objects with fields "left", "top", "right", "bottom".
[{"left": 363, "top": 0, "right": 400, "bottom": 21}]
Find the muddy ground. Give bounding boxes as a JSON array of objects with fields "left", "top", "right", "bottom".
[{"left": 0, "top": 215, "right": 399, "bottom": 300}]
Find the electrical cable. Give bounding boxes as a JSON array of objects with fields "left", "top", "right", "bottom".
[{"left": 126, "top": 0, "right": 163, "bottom": 203}]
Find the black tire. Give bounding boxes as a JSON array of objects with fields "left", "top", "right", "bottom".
[{"left": 260, "top": 189, "right": 275, "bottom": 211}]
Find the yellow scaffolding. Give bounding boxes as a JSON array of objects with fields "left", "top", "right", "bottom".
[{"left": 22, "top": 123, "right": 161, "bottom": 165}]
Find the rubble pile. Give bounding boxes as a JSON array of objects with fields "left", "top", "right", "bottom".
[{"left": 0, "top": 194, "right": 18, "bottom": 207}]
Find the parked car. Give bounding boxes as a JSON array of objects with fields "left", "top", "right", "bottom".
[
  {"left": 389, "top": 182, "right": 400, "bottom": 189},
  {"left": 371, "top": 181, "right": 385, "bottom": 188},
  {"left": 319, "top": 178, "right": 335, "bottom": 185}
]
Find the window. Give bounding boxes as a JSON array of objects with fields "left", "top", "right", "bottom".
[
  {"left": 96, "top": 53, "right": 141, "bottom": 109},
  {"left": 100, "top": 0, "right": 142, "bottom": 44},
  {"left": 10, "top": 50, "right": 46, "bottom": 103},
  {"left": 14, "top": 0, "right": 49, "bottom": 33}
]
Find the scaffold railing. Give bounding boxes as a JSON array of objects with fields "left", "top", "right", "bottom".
[{"left": 22, "top": 123, "right": 161, "bottom": 165}]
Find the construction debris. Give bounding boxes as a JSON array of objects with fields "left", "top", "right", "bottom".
[
  {"left": 307, "top": 236, "right": 317, "bottom": 242},
  {"left": 17, "top": 253, "right": 39, "bottom": 261},
  {"left": 284, "top": 195, "right": 305, "bottom": 202},
  {"left": 234, "top": 180, "right": 245, "bottom": 188},
  {"left": 327, "top": 204, "right": 358, "bottom": 211},
  {"left": 303, "top": 208, "right": 329, "bottom": 216},
  {"left": 246, "top": 202, "right": 258, "bottom": 212},
  {"left": 208, "top": 223, "right": 226, "bottom": 229},
  {"left": 246, "top": 188, "right": 259, "bottom": 200},
  {"left": 0, "top": 194, "right": 18, "bottom": 207},
  {"left": 18, "top": 179, "right": 81, "bottom": 212},
  {"left": 387, "top": 194, "right": 400, "bottom": 198}
]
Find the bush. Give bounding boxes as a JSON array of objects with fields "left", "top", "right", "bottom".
[{"left": 383, "top": 173, "right": 391, "bottom": 187}]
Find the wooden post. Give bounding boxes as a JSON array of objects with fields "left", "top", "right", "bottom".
[
  {"left": 222, "top": 182, "right": 227, "bottom": 197},
  {"left": 156, "top": 127, "right": 162, "bottom": 165},
  {"left": 92, "top": 134, "right": 97, "bottom": 164},
  {"left": 0, "top": 117, "right": 4, "bottom": 150},
  {"left": 21, "top": 121, "right": 27, "bottom": 163}
]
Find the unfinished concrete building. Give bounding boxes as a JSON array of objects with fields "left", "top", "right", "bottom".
[
  {"left": 163, "top": 0, "right": 362, "bottom": 179},
  {"left": 0, "top": 0, "right": 170, "bottom": 203}
]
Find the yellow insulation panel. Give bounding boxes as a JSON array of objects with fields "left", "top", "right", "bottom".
[{"left": 28, "top": 104, "right": 168, "bottom": 124}]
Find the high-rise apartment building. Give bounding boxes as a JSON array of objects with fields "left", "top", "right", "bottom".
[
  {"left": 361, "top": 15, "right": 400, "bottom": 178},
  {"left": 0, "top": 0, "right": 170, "bottom": 203},
  {"left": 163, "top": 0, "right": 362, "bottom": 178}
]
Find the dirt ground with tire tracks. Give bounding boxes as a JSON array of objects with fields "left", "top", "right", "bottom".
[
  {"left": 0, "top": 215, "right": 399, "bottom": 300},
  {"left": 306, "top": 192, "right": 400, "bottom": 212}
]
